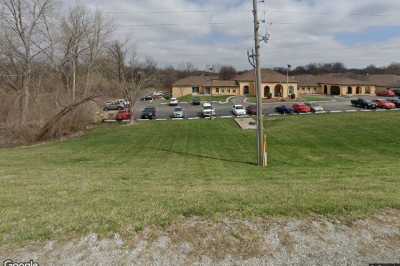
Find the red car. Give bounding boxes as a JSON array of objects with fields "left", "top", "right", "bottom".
[
  {"left": 376, "top": 90, "right": 396, "bottom": 97},
  {"left": 375, "top": 99, "right": 396, "bottom": 109},
  {"left": 116, "top": 110, "right": 132, "bottom": 121},
  {"left": 292, "top": 103, "right": 312, "bottom": 113},
  {"left": 246, "top": 105, "right": 257, "bottom": 115}
]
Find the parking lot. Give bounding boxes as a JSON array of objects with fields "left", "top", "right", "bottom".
[{"left": 130, "top": 96, "right": 400, "bottom": 121}]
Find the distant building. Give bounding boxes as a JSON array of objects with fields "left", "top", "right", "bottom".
[
  {"left": 172, "top": 69, "right": 298, "bottom": 99},
  {"left": 295, "top": 74, "right": 376, "bottom": 97},
  {"left": 171, "top": 70, "right": 400, "bottom": 99}
]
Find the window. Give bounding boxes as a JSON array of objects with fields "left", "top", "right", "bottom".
[
  {"left": 232, "top": 89, "right": 236, "bottom": 94},
  {"left": 222, "top": 88, "right": 225, "bottom": 93},
  {"left": 215, "top": 88, "right": 220, "bottom": 93},
  {"left": 227, "top": 89, "right": 231, "bottom": 93},
  {"left": 192, "top": 87, "right": 199, "bottom": 94},
  {"left": 365, "top": 87, "right": 371, "bottom": 94}
]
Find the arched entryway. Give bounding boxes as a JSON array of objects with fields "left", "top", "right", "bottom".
[
  {"left": 330, "top": 86, "right": 341, "bottom": 95},
  {"left": 274, "top": 84, "right": 283, "bottom": 97},
  {"left": 324, "top": 85, "right": 328, "bottom": 95},
  {"left": 356, "top": 87, "right": 362, "bottom": 94},
  {"left": 347, "top": 87, "right": 353, "bottom": 95},
  {"left": 243, "top": 86, "right": 250, "bottom": 96},
  {"left": 264, "top": 86, "right": 271, "bottom": 98}
]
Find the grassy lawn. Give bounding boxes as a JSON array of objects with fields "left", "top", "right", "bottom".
[
  {"left": 177, "top": 95, "right": 231, "bottom": 102},
  {"left": 1, "top": 112, "right": 400, "bottom": 246}
]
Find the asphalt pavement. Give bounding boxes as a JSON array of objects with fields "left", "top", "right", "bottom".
[{"left": 132, "top": 96, "right": 400, "bottom": 120}]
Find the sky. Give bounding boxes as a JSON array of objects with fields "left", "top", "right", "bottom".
[{"left": 62, "top": 0, "right": 400, "bottom": 70}]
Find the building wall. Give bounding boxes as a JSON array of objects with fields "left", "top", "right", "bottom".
[
  {"left": 172, "top": 86, "right": 193, "bottom": 98},
  {"left": 239, "top": 82, "right": 298, "bottom": 98},
  {"left": 212, "top": 87, "right": 240, "bottom": 96},
  {"left": 298, "top": 86, "right": 320, "bottom": 95},
  {"left": 320, "top": 84, "right": 376, "bottom": 96}
]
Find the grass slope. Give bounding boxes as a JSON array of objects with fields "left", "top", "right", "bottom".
[{"left": 1, "top": 113, "right": 400, "bottom": 245}]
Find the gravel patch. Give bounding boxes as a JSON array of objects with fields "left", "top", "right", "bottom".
[{"left": 1, "top": 209, "right": 400, "bottom": 265}]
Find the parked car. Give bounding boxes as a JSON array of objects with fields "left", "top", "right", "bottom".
[
  {"left": 104, "top": 103, "right": 124, "bottom": 111},
  {"left": 275, "top": 105, "right": 294, "bottom": 114},
  {"left": 292, "top": 103, "right": 311, "bottom": 113},
  {"left": 305, "top": 103, "right": 324, "bottom": 112},
  {"left": 141, "top": 95, "right": 153, "bottom": 101},
  {"left": 351, "top": 98, "right": 377, "bottom": 109},
  {"left": 141, "top": 107, "right": 156, "bottom": 119},
  {"left": 388, "top": 98, "right": 400, "bottom": 108},
  {"left": 232, "top": 104, "right": 247, "bottom": 116},
  {"left": 115, "top": 99, "right": 130, "bottom": 107},
  {"left": 376, "top": 89, "right": 396, "bottom": 97},
  {"left": 246, "top": 105, "right": 257, "bottom": 115},
  {"left": 172, "top": 106, "right": 185, "bottom": 118},
  {"left": 201, "top": 102, "right": 216, "bottom": 117},
  {"left": 169, "top": 97, "right": 179, "bottom": 106},
  {"left": 375, "top": 99, "right": 396, "bottom": 109},
  {"left": 192, "top": 97, "right": 201, "bottom": 105},
  {"left": 116, "top": 110, "right": 132, "bottom": 121}
]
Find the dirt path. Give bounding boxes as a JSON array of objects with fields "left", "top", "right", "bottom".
[{"left": 1, "top": 209, "right": 400, "bottom": 265}]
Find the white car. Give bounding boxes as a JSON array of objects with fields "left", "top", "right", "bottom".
[
  {"left": 232, "top": 105, "right": 247, "bottom": 116},
  {"left": 169, "top": 97, "right": 179, "bottom": 106},
  {"left": 114, "top": 99, "right": 130, "bottom": 108},
  {"left": 172, "top": 106, "right": 185, "bottom": 118},
  {"left": 202, "top": 102, "right": 216, "bottom": 117}
]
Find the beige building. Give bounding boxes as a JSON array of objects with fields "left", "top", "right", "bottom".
[
  {"left": 172, "top": 69, "right": 298, "bottom": 99},
  {"left": 295, "top": 74, "right": 377, "bottom": 96}
]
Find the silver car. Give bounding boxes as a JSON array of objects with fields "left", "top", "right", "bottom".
[
  {"left": 172, "top": 106, "right": 185, "bottom": 118},
  {"left": 306, "top": 103, "right": 324, "bottom": 112}
]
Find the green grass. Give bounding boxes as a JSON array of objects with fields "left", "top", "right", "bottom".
[
  {"left": 1, "top": 112, "right": 400, "bottom": 246},
  {"left": 178, "top": 95, "right": 231, "bottom": 102}
]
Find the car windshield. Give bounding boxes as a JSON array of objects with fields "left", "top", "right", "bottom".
[
  {"left": 204, "top": 106, "right": 212, "bottom": 110},
  {"left": 174, "top": 107, "right": 183, "bottom": 112},
  {"left": 235, "top": 106, "right": 244, "bottom": 109},
  {"left": 144, "top": 108, "right": 154, "bottom": 112},
  {"left": 364, "top": 100, "right": 372, "bottom": 103}
]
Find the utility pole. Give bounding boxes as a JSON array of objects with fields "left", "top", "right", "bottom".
[{"left": 250, "top": 0, "right": 267, "bottom": 167}]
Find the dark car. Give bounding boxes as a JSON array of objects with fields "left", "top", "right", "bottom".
[
  {"left": 141, "top": 95, "right": 153, "bottom": 101},
  {"left": 275, "top": 105, "right": 294, "bottom": 114},
  {"left": 388, "top": 98, "right": 400, "bottom": 108},
  {"left": 192, "top": 97, "right": 201, "bottom": 105},
  {"left": 246, "top": 105, "right": 257, "bottom": 115},
  {"left": 141, "top": 107, "right": 156, "bottom": 119},
  {"left": 351, "top": 98, "right": 376, "bottom": 109}
]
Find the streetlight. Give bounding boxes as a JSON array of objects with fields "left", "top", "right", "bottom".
[{"left": 287, "top": 64, "right": 292, "bottom": 98}]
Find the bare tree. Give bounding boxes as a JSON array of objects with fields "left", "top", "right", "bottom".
[
  {"left": 107, "top": 40, "right": 128, "bottom": 84},
  {"left": 0, "top": 0, "right": 55, "bottom": 125},
  {"left": 124, "top": 53, "right": 158, "bottom": 123},
  {"left": 219, "top": 65, "right": 237, "bottom": 80},
  {"left": 83, "top": 10, "right": 112, "bottom": 96},
  {"left": 59, "top": 4, "right": 90, "bottom": 103}
]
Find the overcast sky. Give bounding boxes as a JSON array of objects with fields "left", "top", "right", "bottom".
[{"left": 62, "top": 0, "right": 400, "bottom": 70}]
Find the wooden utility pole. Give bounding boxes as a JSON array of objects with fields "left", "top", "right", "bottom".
[{"left": 252, "top": 0, "right": 267, "bottom": 167}]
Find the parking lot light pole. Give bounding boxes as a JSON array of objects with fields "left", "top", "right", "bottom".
[{"left": 252, "top": 0, "right": 267, "bottom": 167}]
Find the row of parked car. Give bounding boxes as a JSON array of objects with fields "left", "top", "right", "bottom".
[
  {"left": 351, "top": 98, "right": 400, "bottom": 109},
  {"left": 140, "top": 102, "right": 216, "bottom": 119}
]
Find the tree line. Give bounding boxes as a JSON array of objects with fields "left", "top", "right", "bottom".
[{"left": 274, "top": 62, "right": 400, "bottom": 76}]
